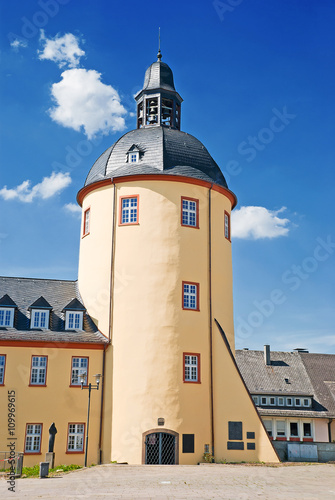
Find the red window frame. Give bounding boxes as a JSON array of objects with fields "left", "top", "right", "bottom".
[
  {"left": 24, "top": 423, "right": 43, "bottom": 455},
  {"left": 119, "top": 195, "right": 139, "bottom": 226},
  {"left": 181, "top": 197, "right": 199, "bottom": 228},
  {"left": 224, "top": 211, "right": 231, "bottom": 241},
  {"left": 29, "top": 355, "right": 48, "bottom": 387},
  {"left": 182, "top": 281, "right": 200, "bottom": 311},
  {"left": 66, "top": 422, "right": 86, "bottom": 454},
  {"left": 70, "top": 356, "right": 89, "bottom": 388},
  {"left": 0, "top": 354, "right": 6, "bottom": 386},
  {"left": 183, "top": 353, "right": 201, "bottom": 384},
  {"left": 82, "top": 207, "right": 90, "bottom": 237}
]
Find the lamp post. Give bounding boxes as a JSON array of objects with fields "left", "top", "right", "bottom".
[{"left": 80, "top": 372, "right": 101, "bottom": 468}]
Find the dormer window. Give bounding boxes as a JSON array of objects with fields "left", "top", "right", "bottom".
[
  {"left": 31, "top": 310, "right": 49, "bottom": 329},
  {"left": 63, "top": 298, "right": 86, "bottom": 331},
  {"left": 65, "top": 311, "right": 83, "bottom": 330},
  {"left": 0, "top": 294, "right": 17, "bottom": 328},
  {"left": 126, "top": 145, "right": 141, "bottom": 164},
  {"left": 0, "top": 308, "right": 14, "bottom": 327},
  {"left": 29, "top": 296, "right": 52, "bottom": 330}
]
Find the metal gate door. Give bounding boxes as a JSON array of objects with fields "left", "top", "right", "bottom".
[{"left": 145, "top": 432, "right": 176, "bottom": 464}]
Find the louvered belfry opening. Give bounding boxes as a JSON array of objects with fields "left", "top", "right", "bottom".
[{"left": 145, "top": 432, "right": 176, "bottom": 464}]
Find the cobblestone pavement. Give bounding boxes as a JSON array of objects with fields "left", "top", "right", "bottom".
[{"left": 2, "top": 463, "right": 335, "bottom": 499}]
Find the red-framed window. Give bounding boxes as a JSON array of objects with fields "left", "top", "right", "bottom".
[
  {"left": 183, "top": 353, "right": 201, "bottom": 383},
  {"left": 24, "top": 423, "right": 42, "bottom": 454},
  {"left": 119, "top": 195, "right": 139, "bottom": 225},
  {"left": 66, "top": 423, "right": 85, "bottom": 453},
  {"left": 0, "top": 354, "right": 6, "bottom": 385},
  {"left": 181, "top": 197, "right": 199, "bottom": 228},
  {"left": 29, "top": 355, "right": 48, "bottom": 386},
  {"left": 83, "top": 207, "right": 90, "bottom": 237},
  {"left": 182, "top": 281, "right": 200, "bottom": 311},
  {"left": 70, "top": 357, "right": 88, "bottom": 387},
  {"left": 224, "top": 211, "right": 231, "bottom": 241}
]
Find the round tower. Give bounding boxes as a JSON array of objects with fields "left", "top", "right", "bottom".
[{"left": 77, "top": 53, "right": 238, "bottom": 465}]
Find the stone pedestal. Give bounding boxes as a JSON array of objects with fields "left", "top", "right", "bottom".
[{"left": 45, "top": 452, "right": 55, "bottom": 469}]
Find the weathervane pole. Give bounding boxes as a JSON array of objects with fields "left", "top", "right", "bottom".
[{"left": 157, "top": 27, "right": 162, "bottom": 61}]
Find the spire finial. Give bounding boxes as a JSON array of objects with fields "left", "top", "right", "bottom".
[{"left": 157, "top": 27, "right": 162, "bottom": 61}]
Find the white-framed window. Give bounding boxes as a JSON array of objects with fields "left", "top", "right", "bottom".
[
  {"left": 295, "top": 398, "right": 301, "bottom": 407},
  {"left": 224, "top": 211, "right": 230, "bottom": 240},
  {"left": 261, "top": 396, "right": 267, "bottom": 406},
  {"left": 276, "top": 420, "right": 286, "bottom": 438},
  {"left": 290, "top": 422, "right": 299, "bottom": 438},
  {"left": 128, "top": 152, "right": 139, "bottom": 163},
  {"left": 65, "top": 311, "right": 83, "bottom": 330},
  {"left": 252, "top": 395, "right": 259, "bottom": 405},
  {"left": 30, "top": 309, "right": 49, "bottom": 329},
  {"left": 67, "top": 423, "right": 85, "bottom": 452},
  {"left": 263, "top": 420, "right": 272, "bottom": 437},
  {"left": 303, "top": 398, "right": 311, "bottom": 407},
  {"left": 303, "top": 422, "right": 312, "bottom": 438},
  {"left": 30, "top": 356, "right": 47, "bottom": 385},
  {"left": 181, "top": 197, "right": 198, "bottom": 228},
  {"left": 120, "top": 196, "right": 139, "bottom": 225},
  {"left": 71, "top": 357, "right": 88, "bottom": 386},
  {"left": 83, "top": 208, "right": 90, "bottom": 236},
  {"left": 182, "top": 282, "right": 199, "bottom": 310},
  {"left": 278, "top": 397, "right": 285, "bottom": 406},
  {"left": 269, "top": 396, "right": 276, "bottom": 406},
  {"left": 183, "top": 353, "right": 200, "bottom": 383},
  {"left": 0, "top": 355, "right": 6, "bottom": 385},
  {"left": 0, "top": 308, "right": 14, "bottom": 327},
  {"left": 25, "top": 424, "right": 42, "bottom": 453},
  {"left": 286, "top": 397, "right": 293, "bottom": 406}
]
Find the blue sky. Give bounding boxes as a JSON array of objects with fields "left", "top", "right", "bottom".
[{"left": 0, "top": 0, "right": 334, "bottom": 353}]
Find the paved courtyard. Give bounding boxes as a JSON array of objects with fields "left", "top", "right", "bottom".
[{"left": 2, "top": 463, "right": 335, "bottom": 499}]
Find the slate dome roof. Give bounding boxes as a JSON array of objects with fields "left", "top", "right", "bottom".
[
  {"left": 84, "top": 127, "right": 228, "bottom": 189},
  {"left": 142, "top": 61, "right": 176, "bottom": 92}
]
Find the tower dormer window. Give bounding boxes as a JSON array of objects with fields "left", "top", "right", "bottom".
[{"left": 130, "top": 152, "right": 139, "bottom": 163}]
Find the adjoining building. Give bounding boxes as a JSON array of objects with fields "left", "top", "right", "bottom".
[
  {"left": 0, "top": 52, "right": 280, "bottom": 467},
  {"left": 236, "top": 346, "right": 335, "bottom": 461}
]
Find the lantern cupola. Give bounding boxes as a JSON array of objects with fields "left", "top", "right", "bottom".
[{"left": 135, "top": 51, "right": 183, "bottom": 130}]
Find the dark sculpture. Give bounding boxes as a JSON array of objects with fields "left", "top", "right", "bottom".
[{"left": 48, "top": 423, "right": 57, "bottom": 453}]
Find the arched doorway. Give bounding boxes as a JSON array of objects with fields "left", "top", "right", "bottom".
[{"left": 143, "top": 429, "right": 179, "bottom": 464}]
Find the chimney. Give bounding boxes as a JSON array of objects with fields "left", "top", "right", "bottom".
[{"left": 264, "top": 345, "right": 271, "bottom": 366}]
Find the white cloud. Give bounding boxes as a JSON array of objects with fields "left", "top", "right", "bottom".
[
  {"left": 231, "top": 206, "right": 290, "bottom": 240},
  {"left": 0, "top": 172, "right": 71, "bottom": 203},
  {"left": 10, "top": 39, "right": 28, "bottom": 51},
  {"left": 64, "top": 203, "right": 81, "bottom": 215},
  {"left": 48, "top": 68, "right": 127, "bottom": 138},
  {"left": 38, "top": 30, "right": 85, "bottom": 68}
]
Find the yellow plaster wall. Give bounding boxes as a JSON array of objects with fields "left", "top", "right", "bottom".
[
  {"left": 78, "top": 178, "right": 277, "bottom": 464},
  {"left": 0, "top": 346, "right": 103, "bottom": 467}
]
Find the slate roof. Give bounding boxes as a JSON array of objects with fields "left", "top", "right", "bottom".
[
  {"left": 84, "top": 127, "right": 229, "bottom": 190},
  {"left": 236, "top": 349, "right": 335, "bottom": 418},
  {"left": 0, "top": 276, "right": 108, "bottom": 345},
  {"left": 142, "top": 61, "right": 176, "bottom": 92}
]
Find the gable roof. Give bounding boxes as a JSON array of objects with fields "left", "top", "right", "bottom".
[
  {"left": 0, "top": 276, "right": 108, "bottom": 345},
  {"left": 0, "top": 294, "right": 17, "bottom": 307},
  {"left": 29, "top": 296, "right": 52, "bottom": 309},
  {"left": 62, "top": 298, "right": 86, "bottom": 311}
]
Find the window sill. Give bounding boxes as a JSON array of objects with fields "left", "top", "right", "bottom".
[
  {"left": 66, "top": 451, "right": 84, "bottom": 454},
  {"left": 181, "top": 224, "right": 200, "bottom": 229},
  {"left": 28, "top": 384, "right": 47, "bottom": 387},
  {"left": 69, "top": 384, "right": 88, "bottom": 388},
  {"left": 303, "top": 438, "right": 313, "bottom": 442},
  {"left": 183, "top": 380, "right": 201, "bottom": 384},
  {"left": 275, "top": 437, "right": 287, "bottom": 441},
  {"left": 119, "top": 222, "right": 139, "bottom": 227},
  {"left": 24, "top": 452, "right": 41, "bottom": 455},
  {"left": 289, "top": 437, "right": 300, "bottom": 442},
  {"left": 82, "top": 232, "right": 90, "bottom": 239}
]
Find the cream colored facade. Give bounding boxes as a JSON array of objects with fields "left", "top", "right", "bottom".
[
  {"left": 0, "top": 344, "right": 104, "bottom": 467},
  {"left": 78, "top": 176, "right": 278, "bottom": 464}
]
